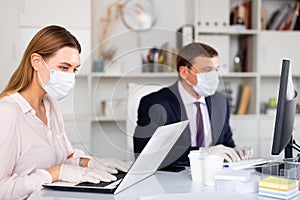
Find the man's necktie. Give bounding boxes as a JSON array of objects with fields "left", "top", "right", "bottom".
[{"left": 195, "top": 102, "right": 204, "bottom": 147}]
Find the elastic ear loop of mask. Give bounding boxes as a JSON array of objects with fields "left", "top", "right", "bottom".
[{"left": 37, "top": 59, "right": 51, "bottom": 86}]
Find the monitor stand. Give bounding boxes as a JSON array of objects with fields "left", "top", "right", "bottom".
[{"left": 284, "top": 136, "right": 293, "bottom": 158}]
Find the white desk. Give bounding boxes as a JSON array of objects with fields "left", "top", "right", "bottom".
[{"left": 28, "top": 168, "right": 300, "bottom": 200}]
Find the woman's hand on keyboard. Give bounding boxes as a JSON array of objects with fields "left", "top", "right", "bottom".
[
  {"left": 207, "top": 144, "right": 241, "bottom": 163},
  {"left": 88, "top": 158, "right": 130, "bottom": 174},
  {"left": 234, "top": 145, "right": 253, "bottom": 160},
  {"left": 58, "top": 164, "right": 117, "bottom": 183}
]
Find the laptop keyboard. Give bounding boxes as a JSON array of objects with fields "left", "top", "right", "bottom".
[
  {"left": 224, "top": 158, "right": 272, "bottom": 170},
  {"left": 76, "top": 171, "right": 127, "bottom": 187}
]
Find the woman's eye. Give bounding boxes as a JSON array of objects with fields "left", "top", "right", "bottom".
[
  {"left": 73, "top": 68, "right": 79, "bottom": 73},
  {"left": 59, "top": 65, "right": 68, "bottom": 71}
]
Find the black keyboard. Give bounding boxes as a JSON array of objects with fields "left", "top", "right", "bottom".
[{"left": 76, "top": 171, "right": 127, "bottom": 187}]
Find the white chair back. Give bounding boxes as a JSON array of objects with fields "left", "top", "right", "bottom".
[{"left": 126, "top": 83, "right": 163, "bottom": 160}]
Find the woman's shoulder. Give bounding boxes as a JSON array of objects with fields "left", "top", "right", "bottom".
[
  {"left": 0, "top": 96, "right": 21, "bottom": 119},
  {"left": 0, "top": 95, "right": 20, "bottom": 110}
]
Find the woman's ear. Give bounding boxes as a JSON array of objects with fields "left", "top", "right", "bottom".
[
  {"left": 178, "top": 65, "right": 189, "bottom": 79},
  {"left": 30, "top": 53, "right": 42, "bottom": 71}
]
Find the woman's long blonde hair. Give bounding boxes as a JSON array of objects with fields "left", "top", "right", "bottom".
[{"left": 0, "top": 25, "right": 81, "bottom": 99}]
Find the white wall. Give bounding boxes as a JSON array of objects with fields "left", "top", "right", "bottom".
[
  {"left": 91, "top": 0, "right": 194, "bottom": 73},
  {"left": 0, "top": 1, "right": 18, "bottom": 91}
]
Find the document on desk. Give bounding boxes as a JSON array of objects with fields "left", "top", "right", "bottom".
[{"left": 139, "top": 191, "right": 253, "bottom": 200}]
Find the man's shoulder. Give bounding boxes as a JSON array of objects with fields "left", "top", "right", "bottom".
[
  {"left": 206, "top": 91, "right": 226, "bottom": 100},
  {"left": 212, "top": 91, "right": 226, "bottom": 99},
  {"left": 142, "top": 87, "right": 173, "bottom": 100},
  {"left": 140, "top": 83, "right": 179, "bottom": 104}
]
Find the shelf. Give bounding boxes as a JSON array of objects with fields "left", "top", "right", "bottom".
[
  {"left": 261, "top": 31, "right": 300, "bottom": 35},
  {"left": 76, "top": 74, "right": 89, "bottom": 78},
  {"left": 231, "top": 114, "right": 258, "bottom": 120},
  {"left": 91, "top": 72, "right": 178, "bottom": 78},
  {"left": 197, "top": 29, "right": 258, "bottom": 35},
  {"left": 90, "top": 72, "right": 258, "bottom": 78},
  {"left": 62, "top": 114, "right": 91, "bottom": 122},
  {"left": 260, "top": 114, "right": 300, "bottom": 120},
  {"left": 220, "top": 72, "right": 258, "bottom": 78},
  {"left": 63, "top": 114, "right": 126, "bottom": 122},
  {"left": 261, "top": 74, "right": 300, "bottom": 78},
  {"left": 91, "top": 116, "right": 126, "bottom": 122}
]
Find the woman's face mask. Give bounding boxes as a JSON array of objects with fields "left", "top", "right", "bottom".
[
  {"left": 186, "top": 69, "right": 219, "bottom": 97},
  {"left": 38, "top": 59, "right": 75, "bottom": 101}
]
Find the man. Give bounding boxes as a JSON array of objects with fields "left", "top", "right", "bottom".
[{"left": 133, "top": 42, "right": 252, "bottom": 168}]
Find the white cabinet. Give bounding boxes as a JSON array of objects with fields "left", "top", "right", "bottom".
[
  {"left": 196, "top": 35, "right": 230, "bottom": 74},
  {"left": 259, "top": 32, "right": 300, "bottom": 76},
  {"left": 194, "top": 0, "right": 230, "bottom": 31}
]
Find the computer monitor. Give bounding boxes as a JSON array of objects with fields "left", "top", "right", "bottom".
[{"left": 271, "top": 59, "right": 298, "bottom": 158}]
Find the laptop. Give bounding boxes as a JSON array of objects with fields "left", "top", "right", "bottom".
[{"left": 43, "top": 120, "right": 189, "bottom": 194}]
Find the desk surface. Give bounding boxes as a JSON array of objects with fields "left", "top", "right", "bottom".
[{"left": 28, "top": 168, "right": 300, "bottom": 200}]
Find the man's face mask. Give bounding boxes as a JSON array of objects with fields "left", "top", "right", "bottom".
[
  {"left": 38, "top": 59, "right": 75, "bottom": 101},
  {"left": 186, "top": 69, "right": 219, "bottom": 97}
]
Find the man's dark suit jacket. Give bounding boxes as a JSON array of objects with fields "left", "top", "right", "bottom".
[{"left": 133, "top": 81, "right": 236, "bottom": 168}]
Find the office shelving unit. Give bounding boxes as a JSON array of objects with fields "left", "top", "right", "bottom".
[{"left": 194, "top": 0, "right": 300, "bottom": 158}]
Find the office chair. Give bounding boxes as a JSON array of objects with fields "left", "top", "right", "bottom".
[{"left": 126, "top": 83, "right": 163, "bottom": 160}]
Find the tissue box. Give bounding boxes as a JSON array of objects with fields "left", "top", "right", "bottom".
[{"left": 215, "top": 169, "right": 260, "bottom": 193}]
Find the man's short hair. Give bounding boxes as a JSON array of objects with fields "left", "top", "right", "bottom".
[{"left": 176, "top": 42, "right": 218, "bottom": 72}]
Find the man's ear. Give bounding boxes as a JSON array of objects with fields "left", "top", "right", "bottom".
[
  {"left": 178, "top": 66, "right": 189, "bottom": 79},
  {"left": 30, "top": 53, "right": 42, "bottom": 71}
]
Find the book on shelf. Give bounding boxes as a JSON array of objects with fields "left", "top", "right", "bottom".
[
  {"left": 176, "top": 24, "right": 194, "bottom": 49},
  {"left": 235, "top": 36, "right": 253, "bottom": 73},
  {"left": 266, "top": 3, "right": 300, "bottom": 30},
  {"left": 261, "top": 9, "right": 267, "bottom": 30},
  {"left": 266, "top": 9, "right": 281, "bottom": 30},
  {"left": 234, "top": 84, "right": 251, "bottom": 115},
  {"left": 221, "top": 81, "right": 235, "bottom": 113},
  {"left": 279, "top": 2, "right": 300, "bottom": 31},
  {"left": 269, "top": 3, "right": 293, "bottom": 30},
  {"left": 231, "top": 1, "right": 251, "bottom": 29},
  {"left": 293, "top": 11, "right": 300, "bottom": 30},
  {"left": 292, "top": 2, "right": 300, "bottom": 30}
]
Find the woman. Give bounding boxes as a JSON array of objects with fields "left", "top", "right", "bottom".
[{"left": 0, "top": 25, "right": 128, "bottom": 199}]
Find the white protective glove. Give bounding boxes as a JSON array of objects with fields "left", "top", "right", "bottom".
[
  {"left": 234, "top": 145, "right": 253, "bottom": 160},
  {"left": 88, "top": 158, "right": 130, "bottom": 174},
  {"left": 59, "top": 164, "right": 117, "bottom": 183},
  {"left": 207, "top": 144, "right": 241, "bottom": 163}
]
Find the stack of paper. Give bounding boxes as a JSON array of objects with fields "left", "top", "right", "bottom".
[
  {"left": 215, "top": 169, "right": 254, "bottom": 181},
  {"left": 214, "top": 169, "right": 261, "bottom": 193},
  {"left": 259, "top": 176, "right": 299, "bottom": 199}
]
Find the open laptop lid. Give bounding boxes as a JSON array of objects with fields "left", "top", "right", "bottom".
[
  {"left": 43, "top": 120, "right": 189, "bottom": 194},
  {"left": 114, "top": 120, "right": 189, "bottom": 194}
]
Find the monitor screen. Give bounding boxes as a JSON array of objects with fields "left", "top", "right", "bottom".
[{"left": 271, "top": 59, "right": 297, "bottom": 158}]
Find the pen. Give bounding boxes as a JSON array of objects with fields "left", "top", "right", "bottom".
[{"left": 223, "top": 164, "right": 229, "bottom": 168}]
